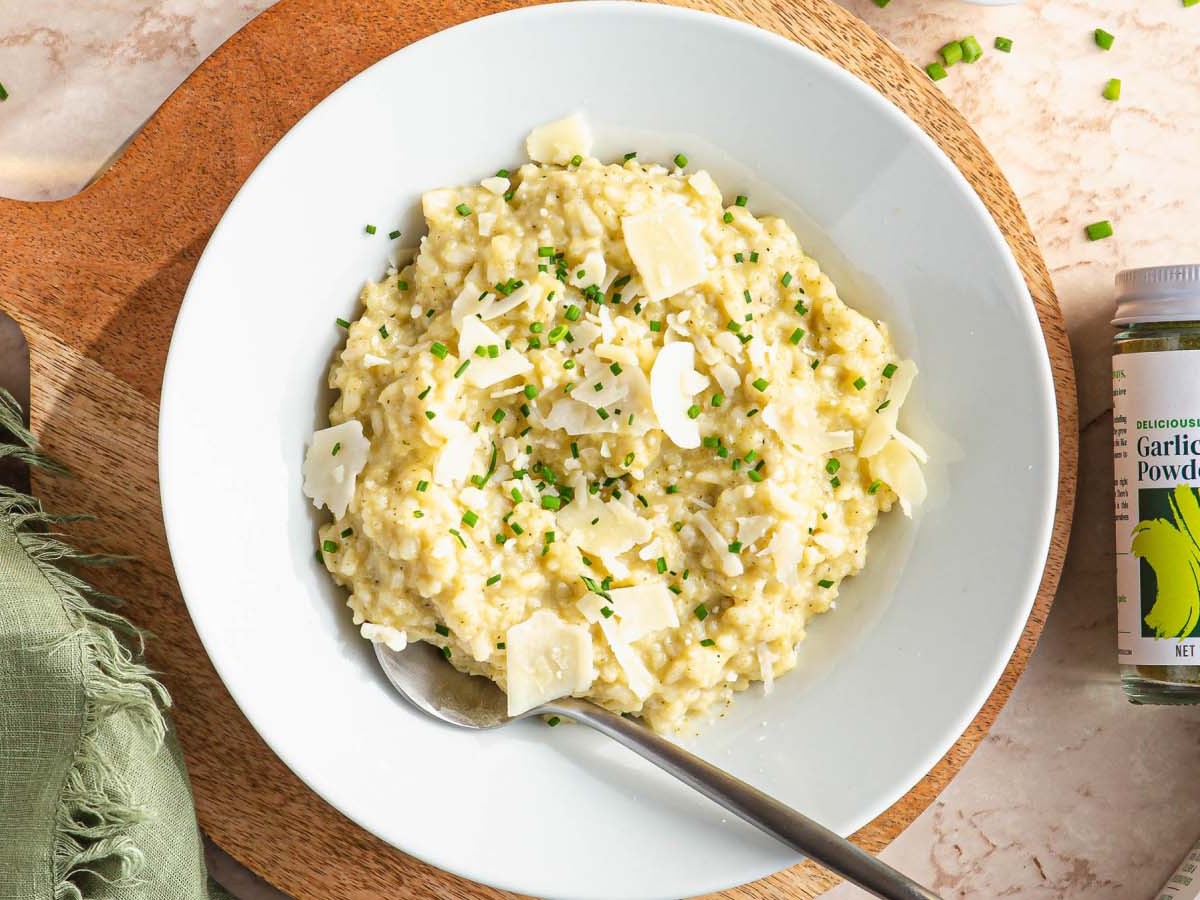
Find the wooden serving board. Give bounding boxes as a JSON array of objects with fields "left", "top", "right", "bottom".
[{"left": 0, "top": 0, "right": 1077, "bottom": 897}]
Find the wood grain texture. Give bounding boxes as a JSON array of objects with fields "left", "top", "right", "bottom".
[{"left": 0, "top": 0, "right": 1076, "bottom": 897}]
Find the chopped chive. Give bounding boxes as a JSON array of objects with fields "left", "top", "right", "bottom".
[
  {"left": 570, "top": 154, "right": 583, "bottom": 166},
  {"left": 547, "top": 325, "right": 568, "bottom": 343},
  {"left": 322, "top": 540, "right": 338, "bottom": 553},
  {"left": 455, "top": 203, "right": 472, "bottom": 216},
  {"left": 448, "top": 528, "right": 467, "bottom": 548},
  {"left": 538, "top": 246, "right": 555, "bottom": 257},
  {"left": 487, "top": 574, "right": 502, "bottom": 586},
  {"left": 882, "top": 363, "right": 898, "bottom": 378},
  {"left": 454, "top": 359, "right": 471, "bottom": 378},
  {"left": 994, "top": 36, "right": 1013, "bottom": 53},
  {"left": 926, "top": 62, "right": 948, "bottom": 82},
  {"left": 746, "top": 409, "right": 759, "bottom": 417},
  {"left": 1086, "top": 219, "right": 1114, "bottom": 241},
  {"left": 461, "top": 510, "right": 479, "bottom": 528},
  {"left": 416, "top": 480, "right": 430, "bottom": 493},
  {"left": 666, "top": 484, "right": 680, "bottom": 494},
  {"left": 711, "top": 393, "right": 725, "bottom": 407},
  {"left": 853, "top": 376, "right": 867, "bottom": 390},
  {"left": 330, "top": 442, "right": 342, "bottom": 457},
  {"left": 751, "top": 378, "right": 769, "bottom": 392},
  {"left": 728, "top": 541, "right": 743, "bottom": 554},
  {"left": 440, "top": 646, "right": 451, "bottom": 659},
  {"left": 686, "top": 404, "right": 702, "bottom": 420},
  {"left": 717, "top": 446, "right": 729, "bottom": 458},
  {"left": 623, "top": 452, "right": 635, "bottom": 467},
  {"left": 735, "top": 194, "right": 748, "bottom": 207},
  {"left": 826, "top": 459, "right": 841, "bottom": 475},
  {"left": 1094, "top": 28, "right": 1114, "bottom": 50},
  {"left": 378, "top": 324, "right": 389, "bottom": 339},
  {"left": 608, "top": 362, "right": 623, "bottom": 376},
  {"left": 424, "top": 410, "right": 437, "bottom": 420},
  {"left": 341, "top": 527, "right": 353, "bottom": 538},
  {"left": 430, "top": 342, "right": 448, "bottom": 359},
  {"left": 734, "top": 252, "right": 745, "bottom": 263},
  {"left": 732, "top": 459, "right": 743, "bottom": 472},
  {"left": 788, "top": 327, "right": 806, "bottom": 345},
  {"left": 1103, "top": 78, "right": 1121, "bottom": 101},
  {"left": 961, "top": 35, "right": 983, "bottom": 63},
  {"left": 818, "top": 579, "right": 835, "bottom": 589},
  {"left": 749, "top": 251, "right": 760, "bottom": 263},
  {"left": 727, "top": 320, "right": 742, "bottom": 334},
  {"left": 412, "top": 509, "right": 424, "bottom": 518},
  {"left": 700, "top": 638, "right": 716, "bottom": 647},
  {"left": 674, "top": 153, "right": 689, "bottom": 167},
  {"left": 673, "top": 521, "right": 684, "bottom": 532},
  {"left": 694, "top": 603, "right": 709, "bottom": 621},
  {"left": 794, "top": 300, "right": 808, "bottom": 315},
  {"left": 623, "top": 151, "right": 637, "bottom": 161},
  {"left": 511, "top": 487, "right": 524, "bottom": 503},
  {"left": 563, "top": 359, "right": 576, "bottom": 370},
  {"left": 527, "top": 338, "right": 542, "bottom": 350},
  {"left": 650, "top": 320, "right": 663, "bottom": 332},
  {"left": 565, "top": 304, "right": 582, "bottom": 321},
  {"left": 492, "top": 409, "right": 507, "bottom": 424},
  {"left": 781, "top": 272, "right": 793, "bottom": 287},
  {"left": 747, "top": 470, "right": 764, "bottom": 483},
  {"left": 656, "top": 556, "right": 668, "bottom": 574},
  {"left": 364, "top": 224, "right": 377, "bottom": 235},
  {"left": 876, "top": 399, "right": 891, "bottom": 413},
  {"left": 336, "top": 317, "right": 351, "bottom": 329},
  {"left": 596, "top": 408, "right": 610, "bottom": 420},
  {"left": 435, "top": 623, "right": 450, "bottom": 637},
  {"left": 523, "top": 384, "right": 539, "bottom": 399},
  {"left": 570, "top": 442, "right": 580, "bottom": 459},
  {"left": 397, "top": 280, "right": 409, "bottom": 291},
  {"left": 703, "top": 436, "right": 720, "bottom": 448},
  {"left": 504, "top": 190, "right": 515, "bottom": 202},
  {"left": 541, "top": 495, "right": 562, "bottom": 510},
  {"left": 744, "top": 289, "right": 753, "bottom": 304},
  {"left": 940, "top": 41, "right": 964, "bottom": 67},
  {"left": 496, "top": 641, "right": 506, "bottom": 649}
]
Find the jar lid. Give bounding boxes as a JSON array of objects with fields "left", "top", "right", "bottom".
[{"left": 1113, "top": 264, "right": 1200, "bottom": 325}]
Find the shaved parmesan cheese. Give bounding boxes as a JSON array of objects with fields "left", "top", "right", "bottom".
[
  {"left": 712, "top": 363, "right": 740, "bottom": 395},
  {"left": 303, "top": 420, "right": 370, "bottom": 517},
  {"left": 480, "top": 176, "right": 509, "bottom": 195},
  {"left": 650, "top": 341, "right": 702, "bottom": 449},
  {"left": 870, "top": 438, "right": 927, "bottom": 517},
  {"left": 767, "top": 521, "right": 804, "bottom": 585},
  {"left": 695, "top": 513, "right": 744, "bottom": 577},
  {"left": 576, "top": 593, "right": 607, "bottom": 623},
  {"left": 756, "top": 643, "right": 775, "bottom": 695},
  {"left": 687, "top": 170, "right": 720, "bottom": 200},
  {"left": 477, "top": 212, "right": 497, "bottom": 237},
  {"left": 860, "top": 360, "right": 918, "bottom": 458},
  {"left": 762, "top": 403, "right": 854, "bottom": 454},
  {"left": 600, "top": 553, "right": 630, "bottom": 580},
  {"left": 571, "top": 321, "right": 603, "bottom": 347},
  {"left": 481, "top": 281, "right": 539, "bottom": 321},
  {"left": 637, "top": 539, "right": 663, "bottom": 562},
  {"left": 894, "top": 429, "right": 930, "bottom": 465},
  {"left": 622, "top": 205, "right": 707, "bottom": 301},
  {"left": 505, "top": 610, "right": 595, "bottom": 716},
  {"left": 736, "top": 516, "right": 772, "bottom": 547},
  {"left": 362, "top": 353, "right": 390, "bottom": 368},
  {"left": 597, "top": 306, "right": 617, "bottom": 343},
  {"left": 594, "top": 343, "right": 639, "bottom": 367},
  {"left": 450, "top": 281, "right": 488, "bottom": 326},
  {"left": 558, "top": 491, "right": 652, "bottom": 556},
  {"left": 457, "top": 316, "right": 533, "bottom": 388},
  {"left": 598, "top": 616, "right": 654, "bottom": 700},
  {"left": 609, "top": 582, "right": 679, "bottom": 643},
  {"left": 421, "top": 188, "right": 457, "bottom": 218},
  {"left": 526, "top": 113, "right": 593, "bottom": 165},
  {"left": 571, "top": 250, "right": 607, "bottom": 289},
  {"left": 545, "top": 398, "right": 617, "bottom": 436},
  {"left": 360, "top": 623, "right": 407, "bottom": 652},
  {"left": 433, "top": 420, "right": 478, "bottom": 486}
]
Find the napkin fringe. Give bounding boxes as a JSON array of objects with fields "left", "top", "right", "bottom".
[{"left": 0, "top": 390, "right": 171, "bottom": 900}]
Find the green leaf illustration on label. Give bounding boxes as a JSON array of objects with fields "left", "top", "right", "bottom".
[{"left": 1132, "top": 483, "right": 1200, "bottom": 640}]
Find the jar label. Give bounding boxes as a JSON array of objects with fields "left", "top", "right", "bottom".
[{"left": 1114, "top": 350, "right": 1200, "bottom": 665}]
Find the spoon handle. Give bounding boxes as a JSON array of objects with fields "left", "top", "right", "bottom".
[{"left": 546, "top": 698, "right": 941, "bottom": 900}]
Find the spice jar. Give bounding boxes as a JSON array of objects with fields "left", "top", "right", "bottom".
[{"left": 1113, "top": 265, "right": 1200, "bottom": 704}]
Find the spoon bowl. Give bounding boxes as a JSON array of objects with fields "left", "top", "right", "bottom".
[{"left": 374, "top": 641, "right": 941, "bottom": 900}]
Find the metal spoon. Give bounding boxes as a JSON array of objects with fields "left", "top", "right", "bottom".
[{"left": 375, "top": 642, "right": 941, "bottom": 900}]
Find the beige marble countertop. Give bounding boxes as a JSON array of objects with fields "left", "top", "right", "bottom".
[{"left": 4, "top": 1, "right": 1200, "bottom": 898}]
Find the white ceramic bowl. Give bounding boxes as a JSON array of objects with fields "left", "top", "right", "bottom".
[{"left": 160, "top": 4, "right": 1058, "bottom": 898}]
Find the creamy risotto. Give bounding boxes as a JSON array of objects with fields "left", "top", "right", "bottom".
[{"left": 303, "top": 115, "right": 926, "bottom": 733}]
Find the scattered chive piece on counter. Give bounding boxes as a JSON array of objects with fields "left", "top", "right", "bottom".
[
  {"left": 961, "top": 36, "right": 983, "bottom": 63},
  {"left": 1103, "top": 78, "right": 1122, "bottom": 101},
  {"left": 818, "top": 579, "right": 835, "bottom": 589},
  {"left": 364, "top": 224, "right": 377, "bottom": 234},
  {"left": 1186, "top": 0, "right": 1200, "bottom": 7},
  {"left": 455, "top": 203, "right": 472, "bottom": 216},
  {"left": 674, "top": 153, "right": 689, "bottom": 168},
  {"left": 0, "top": 82, "right": 8, "bottom": 102},
  {"left": 994, "top": 36, "right": 1013, "bottom": 53},
  {"left": 926, "top": 63, "right": 948, "bottom": 82},
  {"left": 873, "top": 0, "right": 891, "bottom": 6},
  {"left": 940, "top": 41, "right": 964, "bottom": 67},
  {"left": 1094, "top": 28, "right": 1115, "bottom": 50},
  {"left": 1086, "top": 219, "right": 1115, "bottom": 241},
  {"left": 388, "top": 230, "right": 401, "bottom": 240}
]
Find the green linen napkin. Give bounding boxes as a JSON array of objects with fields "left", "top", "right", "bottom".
[{"left": 0, "top": 390, "right": 228, "bottom": 900}]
